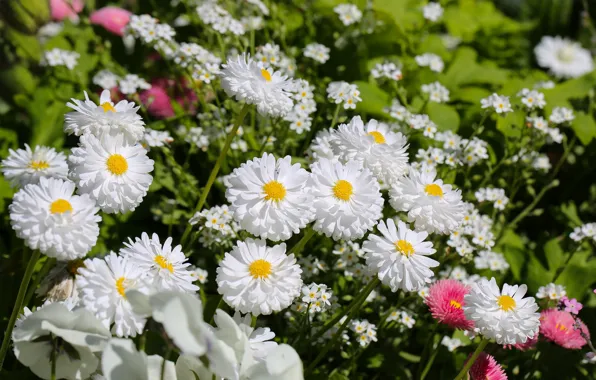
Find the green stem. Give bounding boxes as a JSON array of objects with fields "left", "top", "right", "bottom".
[
  {"left": 23, "top": 257, "right": 54, "bottom": 307},
  {"left": 288, "top": 227, "right": 315, "bottom": 255},
  {"left": 0, "top": 249, "right": 41, "bottom": 370},
  {"left": 420, "top": 342, "right": 440, "bottom": 380},
  {"left": 417, "top": 325, "right": 439, "bottom": 379},
  {"left": 180, "top": 104, "right": 251, "bottom": 247},
  {"left": 306, "top": 278, "right": 380, "bottom": 374},
  {"left": 329, "top": 104, "right": 341, "bottom": 129},
  {"left": 453, "top": 339, "right": 489, "bottom": 380}
]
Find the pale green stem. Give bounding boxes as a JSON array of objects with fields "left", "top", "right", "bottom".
[{"left": 453, "top": 339, "right": 489, "bottom": 380}]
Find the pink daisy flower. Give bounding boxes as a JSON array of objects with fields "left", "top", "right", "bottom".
[
  {"left": 469, "top": 353, "right": 507, "bottom": 380},
  {"left": 425, "top": 279, "right": 474, "bottom": 330},
  {"left": 540, "top": 309, "right": 589, "bottom": 349}
]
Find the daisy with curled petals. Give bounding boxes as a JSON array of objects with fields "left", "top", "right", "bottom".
[
  {"left": 464, "top": 277, "right": 540, "bottom": 345},
  {"left": 68, "top": 133, "right": 154, "bottom": 214},
  {"left": 120, "top": 232, "right": 199, "bottom": 293},
  {"left": 468, "top": 353, "right": 507, "bottom": 380},
  {"left": 9, "top": 177, "right": 100, "bottom": 260},
  {"left": 363, "top": 219, "right": 438, "bottom": 292},
  {"left": 216, "top": 238, "right": 302, "bottom": 315},
  {"left": 534, "top": 36, "right": 594, "bottom": 79},
  {"left": 65, "top": 89, "right": 145, "bottom": 143},
  {"left": 309, "top": 158, "right": 383, "bottom": 240},
  {"left": 330, "top": 116, "right": 409, "bottom": 185},
  {"left": 389, "top": 167, "right": 464, "bottom": 234},
  {"left": 220, "top": 53, "right": 294, "bottom": 117},
  {"left": 76, "top": 252, "right": 150, "bottom": 337},
  {"left": 1, "top": 144, "right": 68, "bottom": 187},
  {"left": 225, "top": 152, "right": 314, "bottom": 241}
]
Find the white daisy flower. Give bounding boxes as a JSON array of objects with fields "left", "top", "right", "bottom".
[
  {"left": 309, "top": 158, "right": 383, "bottom": 240},
  {"left": 1, "top": 144, "right": 68, "bottom": 187},
  {"left": 421, "top": 81, "right": 450, "bottom": 103},
  {"left": 364, "top": 219, "right": 438, "bottom": 292},
  {"left": 303, "top": 43, "right": 330, "bottom": 64},
  {"left": 65, "top": 90, "right": 145, "bottom": 144},
  {"left": 68, "top": 133, "right": 154, "bottom": 214},
  {"left": 220, "top": 53, "right": 294, "bottom": 117},
  {"left": 120, "top": 232, "right": 199, "bottom": 293},
  {"left": 389, "top": 167, "right": 465, "bottom": 234},
  {"left": 225, "top": 153, "right": 314, "bottom": 242},
  {"left": 464, "top": 277, "right": 540, "bottom": 345},
  {"left": 423, "top": 2, "right": 443, "bottom": 22},
  {"left": 334, "top": 4, "right": 362, "bottom": 26},
  {"left": 330, "top": 116, "right": 409, "bottom": 185},
  {"left": 534, "top": 36, "right": 594, "bottom": 78},
  {"left": 76, "top": 252, "right": 150, "bottom": 337},
  {"left": 216, "top": 238, "right": 302, "bottom": 315},
  {"left": 9, "top": 177, "right": 100, "bottom": 260},
  {"left": 536, "top": 283, "right": 566, "bottom": 300}
]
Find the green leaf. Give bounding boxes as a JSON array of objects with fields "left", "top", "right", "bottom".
[
  {"left": 495, "top": 229, "right": 525, "bottom": 281},
  {"left": 560, "top": 202, "right": 583, "bottom": 227},
  {"left": 496, "top": 110, "right": 524, "bottom": 138},
  {"left": 353, "top": 81, "right": 391, "bottom": 117},
  {"left": 440, "top": 47, "right": 509, "bottom": 88},
  {"left": 426, "top": 102, "right": 460, "bottom": 131},
  {"left": 450, "top": 87, "right": 491, "bottom": 104},
  {"left": 544, "top": 238, "right": 565, "bottom": 271},
  {"left": 372, "top": 0, "right": 424, "bottom": 32},
  {"left": 398, "top": 351, "right": 420, "bottom": 363},
  {"left": 557, "top": 251, "right": 596, "bottom": 298},
  {"left": 570, "top": 111, "right": 596, "bottom": 146}
]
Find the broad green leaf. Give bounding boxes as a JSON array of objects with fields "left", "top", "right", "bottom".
[
  {"left": 398, "top": 351, "right": 420, "bottom": 363},
  {"left": 440, "top": 47, "right": 509, "bottom": 88},
  {"left": 426, "top": 102, "right": 460, "bottom": 131},
  {"left": 450, "top": 87, "right": 491, "bottom": 104},
  {"left": 560, "top": 202, "right": 583, "bottom": 227},
  {"left": 353, "top": 81, "right": 391, "bottom": 117},
  {"left": 495, "top": 229, "right": 525, "bottom": 281},
  {"left": 544, "top": 238, "right": 565, "bottom": 271},
  {"left": 557, "top": 251, "right": 596, "bottom": 298},
  {"left": 570, "top": 111, "right": 596, "bottom": 146},
  {"left": 496, "top": 110, "right": 524, "bottom": 138}
]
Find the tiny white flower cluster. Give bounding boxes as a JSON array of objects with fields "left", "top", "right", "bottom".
[
  {"left": 423, "top": 2, "right": 443, "bottom": 22},
  {"left": 304, "top": 43, "right": 330, "bottom": 64},
  {"left": 481, "top": 93, "right": 513, "bottom": 114},
  {"left": 92, "top": 70, "right": 152, "bottom": 94},
  {"left": 386, "top": 99, "right": 409, "bottom": 121},
  {"left": 333, "top": 241, "right": 372, "bottom": 279},
  {"left": 196, "top": 1, "right": 245, "bottom": 35},
  {"left": 142, "top": 128, "right": 174, "bottom": 149},
  {"left": 371, "top": 61, "right": 403, "bottom": 81},
  {"left": 327, "top": 81, "right": 362, "bottom": 109},
  {"left": 570, "top": 223, "right": 596, "bottom": 243},
  {"left": 42, "top": 48, "right": 80, "bottom": 70},
  {"left": 511, "top": 149, "right": 552, "bottom": 172},
  {"left": 351, "top": 319, "right": 378, "bottom": 346},
  {"left": 285, "top": 79, "right": 317, "bottom": 134},
  {"left": 549, "top": 106, "right": 575, "bottom": 124},
  {"left": 297, "top": 283, "right": 334, "bottom": 314},
  {"left": 174, "top": 42, "right": 221, "bottom": 71},
  {"left": 439, "top": 265, "right": 488, "bottom": 286},
  {"left": 475, "top": 187, "right": 509, "bottom": 210},
  {"left": 408, "top": 114, "right": 439, "bottom": 139},
  {"left": 189, "top": 204, "right": 240, "bottom": 249},
  {"left": 410, "top": 131, "right": 489, "bottom": 170},
  {"left": 255, "top": 43, "right": 297, "bottom": 76},
  {"left": 536, "top": 283, "right": 567, "bottom": 300},
  {"left": 474, "top": 250, "right": 510, "bottom": 273},
  {"left": 517, "top": 88, "right": 546, "bottom": 109},
  {"left": 447, "top": 202, "right": 496, "bottom": 256},
  {"left": 415, "top": 53, "right": 444, "bottom": 72},
  {"left": 441, "top": 336, "right": 463, "bottom": 352},
  {"left": 334, "top": 4, "right": 362, "bottom": 26},
  {"left": 241, "top": 15, "right": 264, "bottom": 31},
  {"left": 387, "top": 310, "right": 416, "bottom": 329},
  {"left": 126, "top": 14, "right": 176, "bottom": 44},
  {"left": 421, "top": 81, "right": 450, "bottom": 103},
  {"left": 526, "top": 116, "right": 563, "bottom": 144},
  {"left": 299, "top": 255, "right": 329, "bottom": 279}
]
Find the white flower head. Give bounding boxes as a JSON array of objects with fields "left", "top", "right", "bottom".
[
  {"left": 68, "top": 133, "right": 154, "bottom": 214},
  {"left": 389, "top": 167, "right": 465, "bottom": 234},
  {"left": 220, "top": 53, "right": 294, "bottom": 117},
  {"left": 480, "top": 93, "right": 513, "bottom": 114},
  {"left": 464, "top": 277, "right": 540, "bottom": 345},
  {"left": 120, "top": 232, "right": 199, "bottom": 293},
  {"left": 216, "top": 238, "right": 302, "bottom": 315},
  {"left": 304, "top": 43, "right": 330, "bottom": 64},
  {"left": 415, "top": 53, "right": 444, "bottom": 72},
  {"left": 423, "top": 2, "right": 443, "bottom": 22},
  {"left": 309, "top": 158, "right": 384, "bottom": 240},
  {"left": 364, "top": 219, "right": 438, "bottom": 292},
  {"left": 225, "top": 153, "right": 314, "bottom": 242},
  {"left": 535, "top": 36, "right": 594, "bottom": 78},
  {"left": 9, "top": 177, "right": 101, "bottom": 260},
  {"left": 65, "top": 90, "right": 146, "bottom": 144},
  {"left": 334, "top": 4, "right": 362, "bottom": 26},
  {"left": 536, "top": 283, "right": 566, "bottom": 300},
  {"left": 1, "top": 144, "right": 68, "bottom": 187},
  {"left": 330, "top": 116, "right": 409, "bottom": 184},
  {"left": 12, "top": 303, "right": 111, "bottom": 380},
  {"left": 421, "top": 81, "right": 450, "bottom": 103}
]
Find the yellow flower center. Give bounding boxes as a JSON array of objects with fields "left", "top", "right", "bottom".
[
  {"left": 29, "top": 160, "right": 50, "bottom": 171},
  {"left": 368, "top": 131, "right": 386, "bottom": 144},
  {"left": 100, "top": 102, "right": 116, "bottom": 113},
  {"left": 333, "top": 179, "right": 353, "bottom": 201},
  {"left": 263, "top": 180, "right": 286, "bottom": 202},
  {"left": 154, "top": 255, "right": 174, "bottom": 273},
  {"left": 555, "top": 323, "right": 568, "bottom": 332},
  {"left": 249, "top": 259, "right": 272, "bottom": 279},
  {"left": 106, "top": 154, "right": 128, "bottom": 175},
  {"left": 425, "top": 184, "right": 443, "bottom": 197},
  {"left": 395, "top": 239, "right": 415, "bottom": 257},
  {"left": 260, "top": 68, "right": 272, "bottom": 82},
  {"left": 50, "top": 199, "right": 73, "bottom": 214},
  {"left": 497, "top": 295, "right": 516, "bottom": 311},
  {"left": 115, "top": 277, "right": 126, "bottom": 297},
  {"left": 449, "top": 300, "right": 462, "bottom": 309}
]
